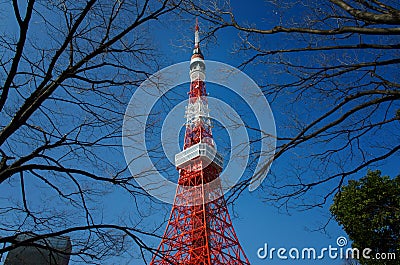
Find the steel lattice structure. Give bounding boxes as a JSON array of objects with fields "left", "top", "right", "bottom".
[{"left": 150, "top": 20, "right": 250, "bottom": 265}]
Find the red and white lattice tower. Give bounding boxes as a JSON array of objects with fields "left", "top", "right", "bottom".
[{"left": 150, "top": 20, "right": 250, "bottom": 265}]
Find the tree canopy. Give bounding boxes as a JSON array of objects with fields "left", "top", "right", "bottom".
[{"left": 331, "top": 170, "right": 400, "bottom": 264}]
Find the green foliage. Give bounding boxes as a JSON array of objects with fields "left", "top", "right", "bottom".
[{"left": 331, "top": 170, "right": 400, "bottom": 265}]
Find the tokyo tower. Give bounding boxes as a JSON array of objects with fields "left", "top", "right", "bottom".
[{"left": 150, "top": 20, "right": 250, "bottom": 265}]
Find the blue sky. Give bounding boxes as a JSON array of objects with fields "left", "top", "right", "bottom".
[
  {"left": 143, "top": 1, "right": 399, "bottom": 265},
  {"left": 140, "top": 3, "right": 349, "bottom": 265},
  {"left": 1, "top": 1, "right": 398, "bottom": 264}
]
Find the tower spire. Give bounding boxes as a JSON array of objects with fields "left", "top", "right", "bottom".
[
  {"left": 194, "top": 17, "right": 200, "bottom": 46},
  {"left": 192, "top": 18, "right": 203, "bottom": 60}
]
